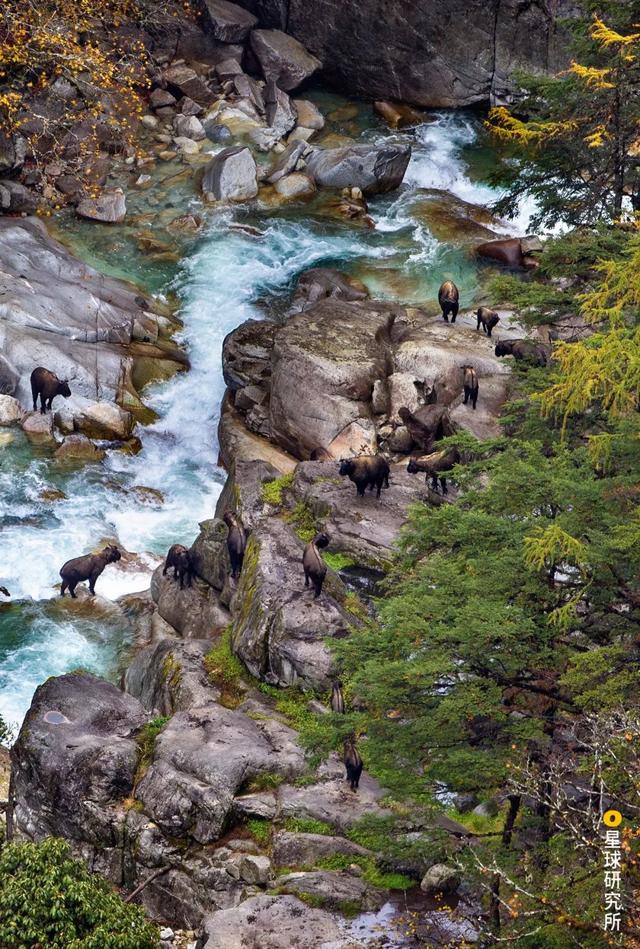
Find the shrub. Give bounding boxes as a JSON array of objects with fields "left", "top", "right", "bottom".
[
  {"left": 204, "top": 628, "right": 245, "bottom": 708},
  {"left": 0, "top": 838, "right": 158, "bottom": 948},
  {"left": 260, "top": 474, "right": 293, "bottom": 507}
]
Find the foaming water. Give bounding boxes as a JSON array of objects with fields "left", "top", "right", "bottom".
[{"left": 0, "top": 106, "right": 534, "bottom": 726}]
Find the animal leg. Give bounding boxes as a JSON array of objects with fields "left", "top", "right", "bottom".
[
  {"left": 430, "top": 475, "right": 439, "bottom": 492},
  {"left": 39, "top": 393, "right": 46, "bottom": 415},
  {"left": 463, "top": 387, "right": 469, "bottom": 405},
  {"left": 304, "top": 569, "right": 310, "bottom": 588},
  {"left": 60, "top": 580, "right": 67, "bottom": 597},
  {"left": 162, "top": 563, "right": 168, "bottom": 576},
  {"left": 441, "top": 477, "right": 448, "bottom": 494},
  {"left": 473, "top": 391, "right": 478, "bottom": 410},
  {"left": 313, "top": 577, "right": 322, "bottom": 598},
  {"left": 69, "top": 582, "right": 78, "bottom": 599},
  {"left": 376, "top": 478, "right": 383, "bottom": 498}
]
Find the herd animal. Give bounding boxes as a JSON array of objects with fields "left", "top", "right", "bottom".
[
  {"left": 60, "top": 545, "right": 121, "bottom": 598},
  {"left": 302, "top": 532, "right": 330, "bottom": 597},
  {"left": 163, "top": 544, "right": 194, "bottom": 589},
  {"left": 31, "top": 367, "right": 71, "bottom": 414}
]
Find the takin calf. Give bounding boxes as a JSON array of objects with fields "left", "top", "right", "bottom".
[
  {"left": 476, "top": 306, "right": 500, "bottom": 337},
  {"left": 60, "top": 545, "right": 121, "bottom": 598},
  {"left": 344, "top": 737, "right": 363, "bottom": 791},
  {"left": 462, "top": 365, "right": 479, "bottom": 410},
  {"left": 339, "top": 455, "right": 390, "bottom": 498},
  {"left": 302, "top": 531, "right": 330, "bottom": 598},
  {"left": 407, "top": 446, "right": 461, "bottom": 494},
  {"left": 163, "top": 544, "right": 194, "bottom": 589},
  {"left": 438, "top": 279, "right": 459, "bottom": 323},
  {"left": 30, "top": 367, "right": 71, "bottom": 414},
  {"left": 223, "top": 512, "right": 246, "bottom": 579},
  {"left": 495, "top": 339, "right": 550, "bottom": 367}
]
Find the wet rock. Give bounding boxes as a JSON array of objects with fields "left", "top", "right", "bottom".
[
  {"left": 292, "top": 267, "right": 369, "bottom": 307},
  {"left": 410, "top": 190, "right": 500, "bottom": 243},
  {"left": 76, "top": 188, "right": 126, "bottom": 223},
  {"left": 199, "top": 895, "right": 345, "bottom": 949},
  {"left": 264, "top": 80, "right": 297, "bottom": 139},
  {"left": 140, "top": 114, "right": 159, "bottom": 130},
  {"left": 0, "top": 394, "right": 23, "bottom": 426},
  {"left": 125, "top": 639, "right": 219, "bottom": 715},
  {"left": 136, "top": 703, "right": 305, "bottom": 843},
  {"left": 420, "top": 863, "right": 461, "bottom": 896},
  {"left": 73, "top": 401, "right": 134, "bottom": 440},
  {"left": 202, "top": 146, "right": 259, "bottom": 202},
  {"left": 230, "top": 518, "right": 351, "bottom": 688},
  {"left": 174, "top": 136, "right": 201, "bottom": 156},
  {"left": 173, "top": 114, "right": 206, "bottom": 140},
  {"left": 250, "top": 29, "right": 322, "bottom": 91},
  {"left": 477, "top": 236, "right": 524, "bottom": 268},
  {"left": 292, "top": 99, "right": 324, "bottom": 130},
  {"left": 150, "top": 564, "right": 230, "bottom": 639},
  {"left": 274, "top": 172, "right": 315, "bottom": 198},
  {"left": 374, "top": 100, "right": 424, "bottom": 127},
  {"left": 0, "top": 180, "right": 37, "bottom": 214},
  {"left": 275, "top": 869, "right": 384, "bottom": 911},
  {"left": 218, "top": 395, "right": 297, "bottom": 472},
  {"left": 203, "top": 0, "right": 258, "bottom": 42},
  {"left": 22, "top": 411, "right": 56, "bottom": 442},
  {"left": 306, "top": 143, "right": 411, "bottom": 195},
  {"left": 272, "top": 831, "right": 371, "bottom": 868},
  {"left": 189, "top": 517, "right": 231, "bottom": 591},
  {"left": 55, "top": 433, "right": 106, "bottom": 463},
  {"left": 8, "top": 672, "right": 148, "bottom": 843},
  {"left": 179, "top": 96, "right": 205, "bottom": 117}
]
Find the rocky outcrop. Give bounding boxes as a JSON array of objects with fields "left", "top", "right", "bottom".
[
  {"left": 203, "top": 0, "right": 259, "bottom": 42},
  {"left": 199, "top": 895, "right": 346, "bottom": 949},
  {"left": 250, "top": 29, "right": 322, "bottom": 91},
  {"left": 235, "top": 0, "right": 574, "bottom": 107},
  {"left": 0, "top": 218, "right": 183, "bottom": 423}
]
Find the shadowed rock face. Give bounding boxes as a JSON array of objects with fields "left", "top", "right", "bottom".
[{"left": 234, "top": 0, "right": 575, "bottom": 107}]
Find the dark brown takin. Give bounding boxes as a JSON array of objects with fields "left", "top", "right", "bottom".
[
  {"left": 344, "top": 737, "right": 363, "bottom": 791},
  {"left": 302, "top": 531, "right": 330, "bottom": 598},
  {"left": 163, "top": 544, "right": 194, "bottom": 589},
  {"left": 475, "top": 306, "right": 500, "bottom": 337},
  {"left": 30, "top": 367, "right": 71, "bottom": 414},
  {"left": 339, "top": 455, "right": 390, "bottom": 498},
  {"left": 407, "top": 446, "right": 461, "bottom": 494},
  {"left": 60, "top": 545, "right": 121, "bottom": 598},
  {"left": 438, "top": 279, "right": 459, "bottom": 323},
  {"left": 462, "top": 365, "right": 479, "bottom": 410},
  {"left": 223, "top": 511, "right": 246, "bottom": 579}
]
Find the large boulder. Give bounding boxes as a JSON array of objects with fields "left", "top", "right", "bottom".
[
  {"left": 8, "top": 673, "right": 148, "bottom": 844},
  {"left": 264, "top": 80, "right": 297, "bottom": 139},
  {"left": 125, "top": 639, "right": 220, "bottom": 716},
  {"left": 73, "top": 400, "right": 134, "bottom": 440},
  {"left": 274, "top": 869, "right": 384, "bottom": 911},
  {"left": 0, "top": 218, "right": 180, "bottom": 415},
  {"left": 230, "top": 518, "right": 351, "bottom": 688},
  {"left": 268, "top": 298, "right": 392, "bottom": 458},
  {"left": 0, "top": 394, "right": 23, "bottom": 426},
  {"left": 250, "top": 29, "right": 322, "bottom": 91},
  {"left": 0, "top": 180, "right": 37, "bottom": 214},
  {"left": 305, "top": 143, "right": 411, "bottom": 195},
  {"left": 202, "top": 146, "right": 259, "bottom": 202},
  {"left": 136, "top": 702, "right": 306, "bottom": 842},
  {"left": 477, "top": 236, "right": 525, "bottom": 268},
  {"left": 199, "top": 895, "right": 345, "bottom": 949},
  {"left": 202, "top": 0, "right": 258, "bottom": 41},
  {"left": 234, "top": 0, "right": 574, "bottom": 107},
  {"left": 272, "top": 831, "right": 371, "bottom": 868},
  {"left": 163, "top": 64, "right": 216, "bottom": 107},
  {"left": 150, "top": 565, "right": 229, "bottom": 639}
]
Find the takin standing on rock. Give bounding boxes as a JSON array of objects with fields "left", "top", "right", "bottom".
[
  {"left": 30, "top": 367, "right": 71, "bottom": 414},
  {"left": 438, "top": 280, "right": 459, "bottom": 323},
  {"left": 303, "top": 532, "right": 330, "bottom": 598},
  {"left": 339, "top": 455, "right": 390, "bottom": 498},
  {"left": 223, "top": 511, "right": 246, "bottom": 580},
  {"left": 344, "top": 737, "right": 363, "bottom": 792},
  {"left": 331, "top": 680, "right": 346, "bottom": 713},
  {"left": 495, "top": 339, "right": 550, "bottom": 367},
  {"left": 407, "top": 447, "right": 461, "bottom": 495},
  {"left": 163, "top": 544, "right": 194, "bottom": 589},
  {"left": 398, "top": 404, "right": 453, "bottom": 453},
  {"left": 476, "top": 306, "right": 500, "bottom": 337},
  {"left": 462, "top": 366, "right": 479, "bottom": 410},
  {"left": 60, "top": 545, "right": 121, "bottom": 598}
]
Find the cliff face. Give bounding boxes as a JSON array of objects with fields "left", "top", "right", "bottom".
[{"left": 237, "top": 0, "right": 576, "bottom": 107}]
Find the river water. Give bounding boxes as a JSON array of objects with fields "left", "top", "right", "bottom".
[{"left": 0, "top": 95, "right": 531, "bottom": 730}]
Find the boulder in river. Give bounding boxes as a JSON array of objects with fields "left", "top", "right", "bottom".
[
  {"left": 274, "top": 172, "right": 316, "bottom": 198},
  {"left": 374, "top": 99, "right": 424, "bottom": 128},
  {"left": 0, "top": 395, "right": 23, "bottom": 426},
  {"left": 476, "top": 236, "right": 525, "bottom": 268},
  {"left": 173, "top": 114, "right": 206, "bottom": 141},
  {"left": 202, "top": 0, "right": 258, "bottom": 42},
  {"left": 202, "top": 146, "right": 259, "bottom": 202},
  {"left": 305, "top": 143, "right": 411, "bottom": 194},
  {"left": 250, "top": 29, "right": 322, "bottom": 91},
  {"left": 264, "top": 80, "right": 297, "bottom": 139},
  {"left": 292, "top": 98, "right": 325, "bottom": 131},
  {"left": 73, "top": 401, "right": 134, "bottom": 440},
  {"left": 55, "top": 433, "right": 106, "bottom": 463},
  {"left": 76, "top": 188, "right": 126, "bottom": 223}
]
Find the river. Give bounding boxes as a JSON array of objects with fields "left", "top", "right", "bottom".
[{"left": 0, "top": 95, "right": 531, "bottom": 731}]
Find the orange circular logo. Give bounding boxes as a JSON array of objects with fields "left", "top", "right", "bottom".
[{"left": 603, "top": 809, "right": 622, "bottom": 827}]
